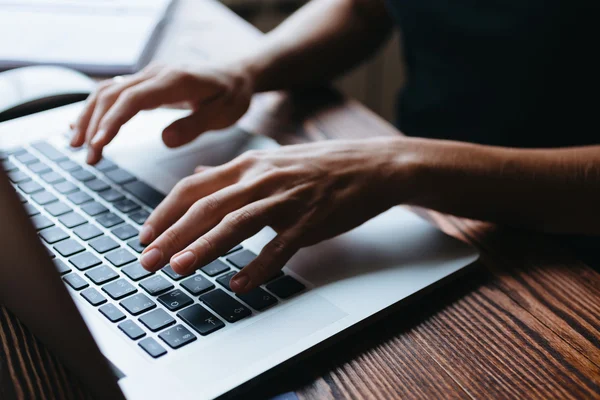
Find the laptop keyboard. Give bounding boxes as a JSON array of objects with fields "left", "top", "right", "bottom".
[{"left": 1, "top": 141, "right": 305, "bottom": 359}]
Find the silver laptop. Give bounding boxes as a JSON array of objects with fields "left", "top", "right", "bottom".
[{"left": 0, "top": 103, "right": 478, "bottom": 400}]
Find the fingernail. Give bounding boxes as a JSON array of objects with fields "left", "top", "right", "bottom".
[
  {"left": 86, "top": 148, "right": 96, "bottom": 164},
  {"left": 140, "top": 248, "right": 162, "bottom": 270},
  {"left": 139, "top": 225, "right": 154, "bottom": 244},
  {"left": 90, "top": 129, "right": 106, "bottom": 147},
  {"left": 230, "top": 273, "right": 250, "bottom": 292},
  {"left": 171, "top": 251, "right": 197, "bottom": 272}
]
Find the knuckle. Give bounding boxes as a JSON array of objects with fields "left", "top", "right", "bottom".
[
  {"left": 119, "top": 88, "right": 140, "bottom": 105},
  {"left": 200, "top": 195, "right": 221, "bottom": 215},
  {"left": 196, "top": 236, "right": 215, "bottom": 257},
  {"left": 163, "top": 228, "right": 183, "bottom": 251},
  {"left": 265, "top": 237, "right": 288, "bottom": 256},
  {"left": 224, "top": 209, "right": 253, "bottom": 227},
  {"left": 173, "top": 176, "right": 195, "bottom": 197}
]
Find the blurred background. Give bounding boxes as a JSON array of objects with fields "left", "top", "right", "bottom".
[{"left": 227, "top": 0, "right": 405, "bottom": 123}]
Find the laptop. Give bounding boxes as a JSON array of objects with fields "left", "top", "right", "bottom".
[
  {"left": 0, "top": 0, "right": 174, "bottom": 75},
  {"left": 0, "top": 103, "right": 478, "bottom": 399}
]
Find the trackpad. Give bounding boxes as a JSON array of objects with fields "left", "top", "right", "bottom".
[{"left": 170, "top": 294, "right": 347, "bottom": 385}]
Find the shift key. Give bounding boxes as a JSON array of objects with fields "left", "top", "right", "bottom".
[{"left": 200, "top": 289, "right": 251, "bottom": 323}]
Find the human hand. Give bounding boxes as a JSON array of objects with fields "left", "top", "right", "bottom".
[
  {"left": 69, "top": 63, "right": 254, "bottom": 164},
  {"left": 138, "top": 138, "right": 418, "bottom": 293}
]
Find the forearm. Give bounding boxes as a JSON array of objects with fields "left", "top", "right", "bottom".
[
  {"left": 397, "top": 139, "right": 600, "bottom": 235},
  {"left": 232, "top": 0, "right": 393, "bottom": 92}
]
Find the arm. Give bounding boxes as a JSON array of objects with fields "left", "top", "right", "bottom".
[
  {"left": 236, "top": 0, "right": 394, "bottom": 91},
  {"left": 402, "top": 140, "right": 600, "bottom": 235},
  {"left": 70, "top": 0, "right": 394, "bottom": 163}
]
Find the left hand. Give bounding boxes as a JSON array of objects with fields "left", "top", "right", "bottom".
[{"left": 138, "top": 137, "right": 418, "bottom": 293}]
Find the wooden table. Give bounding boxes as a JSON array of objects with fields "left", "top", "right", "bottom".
[{"left": 2, "top": 1, "right": 599, "bottom": 399}]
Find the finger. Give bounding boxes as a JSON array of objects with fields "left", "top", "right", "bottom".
[
  {"left": 169, "top": 197, "right": 282, "bottom": 275},
  {"left": 161, "top": 102, "right": 231, "bottom": 148},
  {"left": 138, "top": 164, "right": 240, "bottom": 245},
  {"left": 140, "top": 183, "right": 265, "bottom": 272},
  {"left": 84, "top": 72, "right": 158, "bottom": 163},
  {"left": 70, "top": 80, "right": 112, "bottom": 147},
  {"left": 230, "top": 230, "right": 300, "bottom": 293},
  {"left": 194, "top": 165, "right": 212, "bottom": 174},
  {"left": 89, "top": 76, "right": 185, "bottom": 157}
]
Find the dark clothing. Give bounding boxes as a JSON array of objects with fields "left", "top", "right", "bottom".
[{"left": 385, "top": 0, "right": 599, "bottom": 147}]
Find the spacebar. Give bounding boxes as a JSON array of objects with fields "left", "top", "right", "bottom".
[{"left": 123, "top": 181, "right": 165, "bottom": 209}]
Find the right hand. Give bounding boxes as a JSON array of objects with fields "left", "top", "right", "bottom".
[{"left": 70, "top": 63, "right": 254, "bottom": 164}]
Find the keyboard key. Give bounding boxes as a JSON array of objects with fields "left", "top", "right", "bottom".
[
  {"left": 118, "top": 320, "right": 146, "bottom": 340},
  {"left": 31, "top": 215, "right": 54, "bottom": 230},
  {"left": 31, "top": 142, "right": 68, "bottom": 162},
  {"left": 200, "top": 259, "right": 230, "bottom": 277},
  {"left": 40, "top": 171, "right": 64, "bottom": 184},
  {"left": 99, "top": 188, "right": 124, "bottom": 203},
  {"left": 8, "top": 170, "right": 31, "bottom": 184},
  {"left": 54, "top": 181, "right": 78, "bottom": 194},
  {"left": 127, "top": 238, "right": 146, "bottom": 253},
  {"left": 3, "top": 160, "right": 17, "bottom": 172},
  {"left": 31, "top": 191, "right": 58, "bottom": 205},
  {"left": 27, "top": 162, "right": 52, "bottom": 175},
  {"left": 67, "top": 191, "right": 92, "bottom": 205},
  {"left": 114, "top": 199, "right": 140, "bottom": 213},
  {"left": 45, "top": 201, "right": 72, "bottom": 216},
  {"left": 45, "top": 246, "right": 56, "bottom": 259},
  {"left": 85, "top": 265, "right": 119, "bottom": 284},
  {"left": 138, "top": 337, "right": 166, "bottom": 358},
  {"left": 123, "top": 181, "right": 164, "bottom": 208},
  {"left": 53, "top": 259, "right": 71, "bottom": 275},
  {"left": 23, "top": 203, "right": 40, "bottom": 216},
  {"left": 59, "top": 212, "right": 87, "bottom": 228},
  {"left": 200, "top": 289, "right": 251, "bottom": 323},
  {"left": 102, "top": 279, "right": 137, "bottom": 300},
  {"left": 97, "top": 212, "right": 124, "bottom": 228},
  {"left": 18, "top": 181, "right": 43, "bottom": 194},
  {"left": 85, "top": 178, "right": 110, "bottom": 192},
  {"left": 112, "top": 224, "right": 138, "bottom": 240},
  {"left": 73, "top": 224, "right": 103, "bottom": 241},
  {"left": 161, "top": 264, "right": 189, "bottom": 280},
  {"left": 159, "top": 325, "right": 196, "bottom": 349},
  {"left": 54, "top": 239, "right": 85, "bottom": 257},
  {"left": 105, "top": 168, "right": 136, "bottom": 185},
  {"left": 69, "top": 252, "right": 101, "bottom": 271},
  {"left": 81, "top": 202, "right": 108, "bottom": 216},
  {"left": 57, "top": 160, "right": 81, "bottom": 172},
  {"left": 122, "top": 262, "right": 153, "bottom": 281},
  {"left": 177, "top": 304, "right": 224, "bottom": 336},
  {"left": 81, "top": 288, "right": 107, "bottom": 306},
  {"left": 120, "top": 293, "right": 156, "bottom": 316},
  {"left": 226, "top": 245, "right": 243, "bottom": 255},
  {"left": 216, "top": 271, "right": 236, "bottom": 292},
  {"left": 71, "top": 169, "right": 96, "bottom": 182},
  {"left": 236, "top": 287, "right": 278, "bottom": 311},
  {"left": 139, "top": 275, "right": 173, "bottom": 296},
  {"left": 63, "top": 274, "right": 88, "bottom": 290},
  {"left": 180, "top": 275, "right": 214, "bottom": 296},
  {"left": 266, "top": 276, "right": 305, "bottom": 299},
  {"left": 227, "top": 250, "right": 257, "bottom": 269},
  {"left": 139, "top": 309, "right": 175, "bottom": 332},
  {"left": 39, "top": 226, "right": 69, "bottom": 244},
  {"left": 128, "top": 210, "right": 149, "bottom": 225},
  {"left": 105, "top": 248, "right": 136, "bottom": 267},
  {"left": 17, "top": 192, "right": 27, "bottom": 203},
  {"left": 99, "top": 303, "right": 126, "bottom": 323},
  {"left": 89, "top": 236, "right": 119, "bottom": 253},
  {"left": 157, "top": 289, "right": 193, "bottom": 311},
  {"left": 15, "top": 151, "right": 38, "bottom": 165},
  {"left": 94, "top": 158, "right": 117, "bottom": 172}
]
